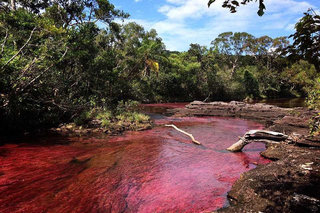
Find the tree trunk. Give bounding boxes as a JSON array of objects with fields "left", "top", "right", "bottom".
[
  {"left": 231, "top": 57, "right": 238, "bottom": 76},
  {"left": 11, "top": 0, "right": 16, "bottom": 11}
]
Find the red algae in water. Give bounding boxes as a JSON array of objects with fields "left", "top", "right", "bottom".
[{"left": 0, "top": 116, "right": 270, "bottom": 213}]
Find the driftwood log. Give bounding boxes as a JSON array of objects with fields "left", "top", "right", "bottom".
[
  {"left": 165, "top": 124, "right": 201, "bottom": 145},
  {"left": 227, "top": 130, "right": 288, "bottom": 152}
]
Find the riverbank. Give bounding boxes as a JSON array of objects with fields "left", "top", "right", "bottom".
[
  {"left": 170, "top": 101, "right": 320, "bottom": 212},
  {"left": 49, "top": 119, "right": 152, "bottom": 137},
  {"left": 47, "top": 105, "right": 153, "bottom": 137}
]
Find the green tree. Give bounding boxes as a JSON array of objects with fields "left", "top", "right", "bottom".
[
  {"left": 282, "top": 60, "right": 318, "bottom": 96},
  {"left": 286, "top": 9, "right": 320, "bottom": 72},
  {"left": 243, "top": 70, "right": 260, "bottom": 98},
  {"left": 211, "top": 32, "right": 254, "bottom": 76},
  {"left": 208, "top": 0, "right": 266, "bottom": 16},
  {"left": 0, "top": 0, "right": 128, "bottom": 132}
]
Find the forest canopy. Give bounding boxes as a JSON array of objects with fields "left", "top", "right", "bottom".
[{"left": 0, "top": 0, "right": 319, "bottom": 133}]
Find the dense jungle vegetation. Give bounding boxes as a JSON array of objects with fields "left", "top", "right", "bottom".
[{"left": 0, "top": 0, "right": 319, "bottom": 134}]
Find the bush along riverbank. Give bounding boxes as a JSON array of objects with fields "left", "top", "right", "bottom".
[
  {"left": 171, "top": 101, "right": 320, "bottom": 212},
  {"left": 50, "top": 101, "right": 152, "bottom": 136}
]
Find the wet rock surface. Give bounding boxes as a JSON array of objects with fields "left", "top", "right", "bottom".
[
  {"left": 170, "top": 101, "right": 291, "bottom": 124},
  {"left": 172, "top": 101, "right": 320, "bottom": 213},
  {"left": 218, "top": 143, "right": 320, "bottom": 213}
]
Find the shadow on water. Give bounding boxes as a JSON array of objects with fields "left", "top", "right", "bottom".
[{"left": 0, "top": 135, "right": 74, "bottom": 146}]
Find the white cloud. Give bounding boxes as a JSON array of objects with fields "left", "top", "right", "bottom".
[{"left": 128, "top": 0, "right": 315, "bottom": 51}]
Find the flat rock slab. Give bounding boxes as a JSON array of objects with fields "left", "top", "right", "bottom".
[{"left": 170, "top": 101, "right": 291, "bottom": 123}]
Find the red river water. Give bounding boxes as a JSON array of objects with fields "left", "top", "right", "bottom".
[{"left": 0, "top": 103, "right": 270, "bottom": 213}]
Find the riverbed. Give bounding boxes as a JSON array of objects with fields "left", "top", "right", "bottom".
[{"left": 0, "top": 104, "right": 270, "bottom": 213}]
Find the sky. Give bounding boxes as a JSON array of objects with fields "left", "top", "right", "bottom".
[{"left": 110, "top": 0, "right": 320, "bottom": 51}]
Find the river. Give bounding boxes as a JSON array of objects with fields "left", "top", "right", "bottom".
[{"left": 0, "top": 103, "right": 271, "bottom": 213}]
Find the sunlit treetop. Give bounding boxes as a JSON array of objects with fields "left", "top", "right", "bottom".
[{"left": 0, "top": 0, "right": 129, "bottom": 26}]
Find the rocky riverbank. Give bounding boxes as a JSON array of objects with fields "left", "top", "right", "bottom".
[
  {"left": 169, "top": 101, "right": 319, "bottom": 146},
  {"left": 49, "top": 120, "right": 152, "bottom": 137},
  {"left": 170, "top": 101, "right": 320, "bottom": 212}
]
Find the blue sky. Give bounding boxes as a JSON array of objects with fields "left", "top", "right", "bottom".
[{"left": 110, "top": 0, "right": 320, "bottom": 51}]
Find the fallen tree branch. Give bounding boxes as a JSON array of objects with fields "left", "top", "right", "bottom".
[
  {"left": 227, "top": 130, "right": 288, "bottom": 152},
  {"left": 165, "top": 124, "right": 201, "bottom": 145}
]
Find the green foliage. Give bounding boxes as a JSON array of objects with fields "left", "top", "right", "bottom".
[
  {"left": 208, "top": 0, "right": 266, "bottom": 16},
  {"left": 287, "top": 9, "right": 320, "bottom": 72},
  {"left": 74, "top": 107, "right": 111, "bottom": 126},
  {"left": 116, "top": 112, "right": 149, "bottom": 124},
  {"left": 116, "top": 100, "right": 140, "bottom": 114},
  {"left": 243, "top": 70, "right": 260, "bottom": 98},
  {"left": 307, "top": 78, "right": 320, "bottom": 110},
  {"left": 282, "top": 60, "right": 318, "bottom": 96},
  {"left": 74, "top": 110, "right": 94, "bottom": 126},
  {"left": 96, "top": 110, "right": 112, "bottom": 120},
  {"left": 0, "top": 1, "right": 128, "bottom": 133},
  {"left": 0, "top": 2, "right": 317, "bottom": 134},
  {"left": 74, "top": 103, "right": 149, "bottom": 129},
  {"left": 73, "top": 105, "right": 150, "bottom": 129}
]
